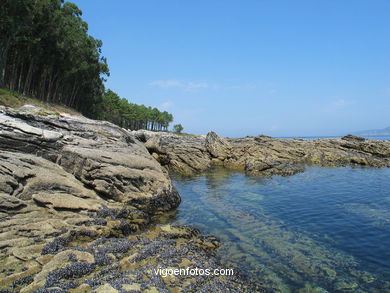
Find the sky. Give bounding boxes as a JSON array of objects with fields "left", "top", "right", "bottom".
[{"left": 70, "top": 0, "right": 390, "bottom": 137}]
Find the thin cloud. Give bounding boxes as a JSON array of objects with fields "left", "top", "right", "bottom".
[
  {"left": 331, "top": 99, "right": 351, "bottom": 109},
  {"left": 149, "top": 80, "right": 183, "bottom": 88},
  {"left": 269, "top": 125, "right": 280, "bottom": 132},
  {"left": 186, "top": 82, "right": 208, "bottom": 89},
  {"left": 149, "top": 79, "right": 278, "bottom": 93},
  {"left": 225, "top": 81, "right": 277, "bottom": 92},
  {"left": 322, "top": 98, "right": 355, "bottom": 113},
  {"left": 161, "top": 101, "right": 174, "bottom": 109},
  {"left": 149, "top": 80, "right": 208, "bottom": 90}
]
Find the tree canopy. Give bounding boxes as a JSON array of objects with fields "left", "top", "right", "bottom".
[
  {"left": 173, "top": 124, "right": 184, "bottom": 134},
  {"left": 0, "top": 0, "right": 176, "bottom": 131},
  {"left": 0, "top": 0, "right": 108, "bottom": 113},
  {"left": 97, "top": 90, "right": 173, "bottom": 131}
]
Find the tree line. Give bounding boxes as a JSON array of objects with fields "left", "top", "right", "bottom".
[
  {"left": 0, "top": 0, "right": 176, "bottom": 131},
  {"left": 97, "top": 90, "right": 173, "bottom": 131},
  {"left": 0, "top": 0, "right": 109, "bottom": 114}
]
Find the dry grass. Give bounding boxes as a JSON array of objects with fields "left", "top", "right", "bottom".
[{"left": 0, "top": 88, "right": 81, "bottom": 115}]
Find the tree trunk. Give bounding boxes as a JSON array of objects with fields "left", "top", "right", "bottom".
[
  {"left": 0, "top": 39, "right": 11, "bottom": 88},
  {"left": 23, "top": 59, "right": 35, "bottom": 95}
]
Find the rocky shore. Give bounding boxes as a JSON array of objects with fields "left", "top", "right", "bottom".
[
  {"left": 1, "top": 105, "right": 390, "bottom": 292},
  {"left": 0, "top": 106, "right": 259, "bottom": 293},
  {"left": 135, "top": 130, "right": 390, "bottom": 176}
]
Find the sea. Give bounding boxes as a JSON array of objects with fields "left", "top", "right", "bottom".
[{"left": 160, "top": 135, "right": 390, "bottom": 292}]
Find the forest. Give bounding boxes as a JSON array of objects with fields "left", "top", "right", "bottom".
[
  {"left": 0, "top": 0, "right": 175, "bottom": 131},
  {"left": 98, "top": 90, "right": 173, "bottom": 131}
]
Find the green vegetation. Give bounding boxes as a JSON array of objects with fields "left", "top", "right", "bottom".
[
  {"left": 0, "top": 0, "right": 108, "bottom": 113},
  {"left": 173, "top": 124, "right": 184, "bottom": 134},
  {"left": 0, "top": 88, "right": 79, "bottom": 114},
  {"left": 96, "top": 90, "right": 173, "bottom": 130},
  {"left": 0, "top": 0, "right": 178, "bottom": 131}
]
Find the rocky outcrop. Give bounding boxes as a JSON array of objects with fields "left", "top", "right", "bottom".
[
  {"left": 0, "top": 106, "right": 257, "bottom": 292},
  {"left": 11, "top": 225, "right": 259, "bottom": 293},
  {"left": 136, "top": 130, "right": 212, "bottom": 176},
  {"left": 0, "top": 106, "right": 179, "bottom": 214},
  {"left": 133, "top": 131, "right": 390, "bottom": 176},
  {"left": 226, "top": 134, "right": 390, "bottom": 175},
  {"left": 3, "top": 104, "right": 389, "bottom": 292},
  {"left": 205, "top": 131, "right": 232, "bottom": 162}
]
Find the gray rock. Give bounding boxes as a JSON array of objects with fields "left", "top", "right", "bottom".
[
  {"left": 0, "top": 107, "right": 180, "bottom": 213},
  {"left": 141, "top": 132, "right": 212, "bottom": 175},
  {"left": 8, "top": 104, "right": 389, "bottom": 292},
  {"left": 205, "top": 131, "right": 232, "bottom": 160},
  {"left": 0, "top": 106, "right": 258, "bottom": 293},
  {"left": 134, "top": 130, "right": 390, "bottom": 176},
  {"left": 0, "top": 193, "right": 26, "bottom": 211}
]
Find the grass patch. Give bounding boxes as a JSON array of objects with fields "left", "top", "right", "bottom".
[
  {"left": 142, "top": 129, "right": 202, "bottom": 137},
  {"left": 0, "top": 88, "right": 80, "bottom": 115},
  {"left": 175, "top": 132, "right": 202, "bottom": 137}
]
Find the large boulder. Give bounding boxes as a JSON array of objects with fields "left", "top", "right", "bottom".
[
  {"left": 140, "top": 131, "right": 212, "bottom": 175},
  {"left": 205, "top": 131, "right": 232, "bottom": 160}
]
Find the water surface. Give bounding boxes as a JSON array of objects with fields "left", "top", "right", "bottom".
[
  {"left": 279, "top": 135, "right": 390, "bottom": 140},
  {"left": 165, "top": 167, "right": 390, "bottom": 292}
]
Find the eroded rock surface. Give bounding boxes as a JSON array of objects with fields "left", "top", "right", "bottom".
[
  {"left": 0, "top": 107, "right": 179, "bottom": 214},
  {"left": 0, "top": 106, "right": 257, "bottom": 292},
  {"left": 134, "top": 130, "right": 390, "bottom": 176}
]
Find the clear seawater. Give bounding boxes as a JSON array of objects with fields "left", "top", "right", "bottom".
[
  {"left": 162, "top": 167, "right": 390, "bottom": 292},
  {"left": 279, "top": 135, "right": 390, "bottom": 141}
]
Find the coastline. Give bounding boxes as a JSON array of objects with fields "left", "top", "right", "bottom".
[
  {"left": 0, "top": 105, "right": 261, "bottom": 292},
  {"left": 1, "top": 105, "right": 390, "bottom": 292}
]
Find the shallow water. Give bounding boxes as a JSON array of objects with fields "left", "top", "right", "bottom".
[{"left": 164, "top": 167, "right": 390, "bottom": 292}]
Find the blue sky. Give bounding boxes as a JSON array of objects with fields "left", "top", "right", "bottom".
[{"left": 71, "top": 0, "right": 390, "bottom": 137}]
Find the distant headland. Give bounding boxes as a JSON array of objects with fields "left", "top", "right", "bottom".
[{"left": 354, "top": 127, "right": 390, "bottom": 136}]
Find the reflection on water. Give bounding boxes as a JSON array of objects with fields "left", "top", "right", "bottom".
[{"left": 160, "top": 167, "right": 390, "bottom": 292}]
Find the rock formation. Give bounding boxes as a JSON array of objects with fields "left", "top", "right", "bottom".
[
  {"left": 135, "top": 130, "right": 390, "bottom": 176},
  {"left": 2, "top": 104, "right": 390, "bottom": 292},
  {"left": 0, "top": 106, "right": 259, "bottom": 292}
]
